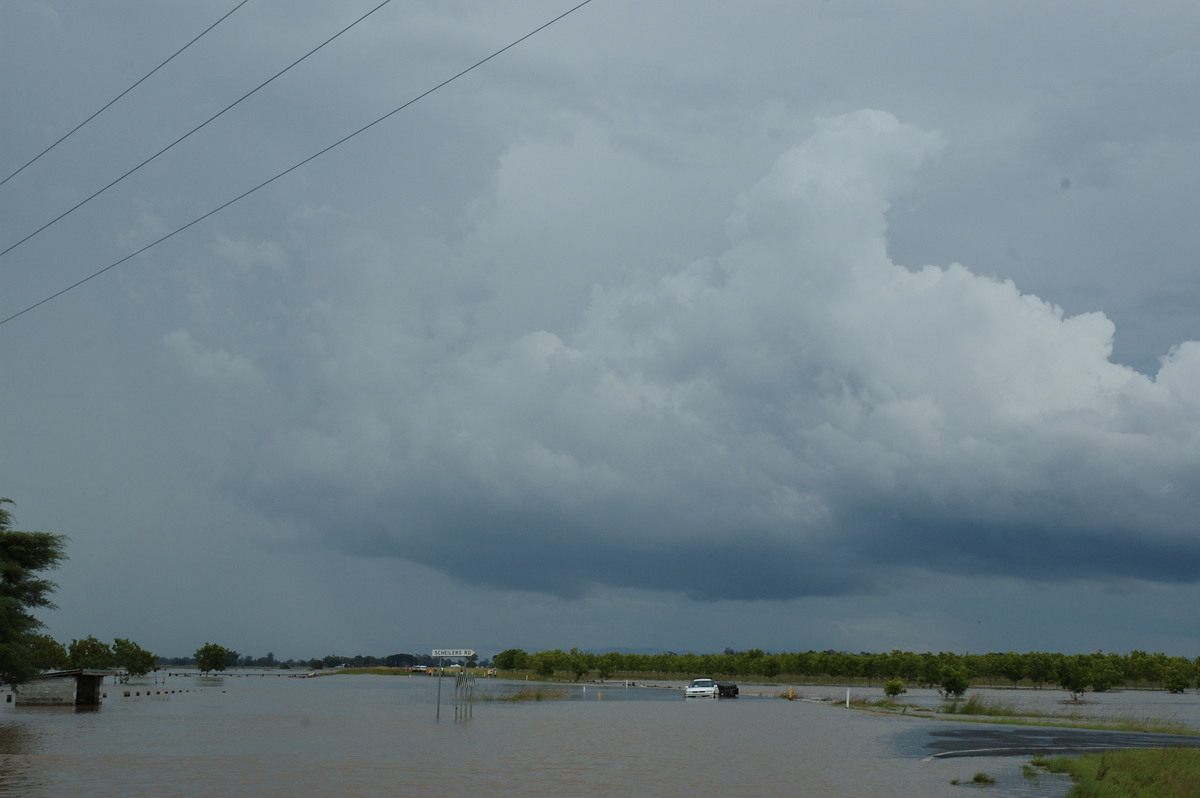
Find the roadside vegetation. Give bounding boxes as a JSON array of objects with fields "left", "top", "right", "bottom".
[
  {"left": 476, "top": 687, "right": 570, "bottom": 702},
  {"left": 936, "top": 695, "right": 1194, "bottom": 735},
  {"left": 1033, "top": 749, "right": 1200, "bottom": 797},
  {"left": 491, "top": 647, "right": 1200, "bottom": 702}
]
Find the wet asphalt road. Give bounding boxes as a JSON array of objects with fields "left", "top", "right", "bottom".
[{"left": 922, "top": 724, "right": 1200, "bottom": 759}]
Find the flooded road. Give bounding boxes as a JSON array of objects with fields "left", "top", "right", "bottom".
[{"left": 1, "top": 673, "right": 1194, "bottom": 796}]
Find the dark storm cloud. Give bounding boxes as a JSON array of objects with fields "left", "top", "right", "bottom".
[
  {"left": 5, "top": 1, "right": 1200, "bottom": 656},
  {"left": 171, "top": 110, "right": 1200, "bottom": 603}
]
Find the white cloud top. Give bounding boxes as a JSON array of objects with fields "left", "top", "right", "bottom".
[{"left": 162, "top": 110, "right": 1200, "bottom": 601}]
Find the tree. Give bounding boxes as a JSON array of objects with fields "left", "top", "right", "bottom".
[
  {"left": 68, "top": 635, "right": 116, "bottom": 669},
  {"left": 113, "top": 638, "right": 157, "bottom": 678},
  {"left": 195, "top": 642, "right": 232, "bottom": 674},
  {"left": 938, "top": 666, "right": 970, "bottom": 699},
  {"left": 493, "top": 648, "right": 529, "bottom": 670},
  {"left": 596, "top": 651, "right": 621, "bottom": 680},
  {"left": 530, "top": 649, "right": 563, "bottom": 678},
  {"left": 883, "top": 677, "right": 907, "bottom": 699},
  {"left": 1163, "top": 661, "right": 1193, "bottom": 694},
  {"left": 567, "top": 648, "right": 594, "bottom": 681},
  {"left": 1057, "top": 654, "right": 1091, "bottom": 700},
  {"left": 0, "top": 498, "right": 68, "bottom": 686},
  {"left": 28, "top": 633, "right": 67, "bottom": 671}
]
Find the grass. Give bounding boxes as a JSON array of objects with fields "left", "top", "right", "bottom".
[
  {"left": 476, "top": 687, "right": 570, "bottom": 702},
  {"left": 934, "top": 695, "right": 1196, "bottom": 735},
  {"left": 836, "top": 693, "right": 1197, "bottom": 736},
  {"left": 1034, "top": 748, "right": 1200, "bottom": 797},
  {"left": 949, "top": 772, "right": 995, "bottom": 786}
]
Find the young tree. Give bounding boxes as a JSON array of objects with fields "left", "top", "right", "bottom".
[
  {"left": 68, "top": 635, "right": 116, "bottom": 669},
  {"left": 113, "top": 638, "right": 157, "bottom": 678},
  {"left": 195, "top": 642, "right": 232, "bottom": 674},
  {"left": 0, "top": 499, "right": 68, "bottom": 685},
  {"left": 1057, "top": 654, "right": 1091, "bottom": 700},
  {"left": 567, "top": 648, "right": 594, "bottom": 681},
  {"left": 28, "top": 633, "right": 68, "bottom": 671},
  {"left": 938, "top": 666, "right": 970, "bottom": 699},
  {"left": 493, "top": 648, "right": 529, "bottom": 670},
  {"left": 1163, "top": 661, "right": 1193, "bottom": 694}
]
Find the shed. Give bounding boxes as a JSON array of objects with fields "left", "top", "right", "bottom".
[{"left": 14, "top": 670, "right": 108, "bottom": 707}]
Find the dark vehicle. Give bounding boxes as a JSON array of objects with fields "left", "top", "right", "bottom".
[{"left": 716, "top": 681, "right": 739, "bottom": 698}]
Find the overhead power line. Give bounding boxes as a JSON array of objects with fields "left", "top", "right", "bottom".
[
  {"left": 0, "top": 0, "right": 597, "bottom": 329},
  {"left": 0, "top": 0, "right": 396, "bottom": 263},
  {"left": 0, "top": 0, "right": 250, "bottom": 190}
]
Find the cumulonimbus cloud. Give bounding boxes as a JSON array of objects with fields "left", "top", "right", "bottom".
[{"left": 176, "top": 109, "right": 1200, "bottom": 600}]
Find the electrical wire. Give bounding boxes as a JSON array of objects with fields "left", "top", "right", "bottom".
[
  {"left": 0, "top": 0, "right": 597, "bottom": 329},
  {"left": 0, "top": 0, "right": 395, "bottom": 263},
  {"left": 0, "top": 0, "right": 251, "bottom": 190}
]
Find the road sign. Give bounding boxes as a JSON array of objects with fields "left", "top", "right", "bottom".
[{"left": 432, "top": 649, "right": 474, "bottom": 657}]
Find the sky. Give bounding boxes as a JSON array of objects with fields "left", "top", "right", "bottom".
[{"left": 2, "top": 0, "right": 1199, "bottom": 663}]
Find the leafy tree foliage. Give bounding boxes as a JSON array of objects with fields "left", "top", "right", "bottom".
[
  {"left": 0, "top": 498, "right": 68, "bottom": 685},
  {"left": 883, "top": 677, "right": 907, "bottom": 699},
  {"left": 493, "top": 648, "right": 530, "bottom": 670},
  {"left": 68, "top": 635, "right": 116, "bottom": 669},
  {"left": 938, "top": 666, "right": 970, "bottom": 699},
  {"left": 530, "top": 649, "right": 563, "bottom": 678},
  {"left": 195, "top": 642, "right": 233, "bottom": 674},
  {"left": 27, "top": 633, "right": 67, "bottom": 671},
  {"left": 567, "top": 648, "right": 594, "bottom": 681},
  {"left": 1164, "top": 662, "right": 1193, "bottom": 694},
  {"left": 488, "top": 646, "right": 1200, "bottom": 700},
  {"left": 113, "top": 638, "right": 157, "bottom": 677},
  {"left": 1057, "top": 654, "right": 1092, "bottom": 700}
]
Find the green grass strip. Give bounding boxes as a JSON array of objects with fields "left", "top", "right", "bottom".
[{"left": 1037, "top": 748, "right": 1200, "bottom": 797}]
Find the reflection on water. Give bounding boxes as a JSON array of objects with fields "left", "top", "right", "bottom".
[
  {"left": 2, "top": 674, "right": 1192, "bottom": 797},
  {"left": 0, "top": 722, "right": 42, "bottom": 796}
]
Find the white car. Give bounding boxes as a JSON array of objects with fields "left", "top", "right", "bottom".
[{"left": 685, "top": 678, "right": 719, "bottom": 698}]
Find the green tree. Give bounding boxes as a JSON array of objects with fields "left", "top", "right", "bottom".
[
  {"left": 1087, "top": 652, "right": 1125, "bottom": 693},
  {"left": 0, "top": 498, "right": 68, "bottom": 686},
  {"left": 939, "top": 666, "right": 970, "bottom": 699},
  {"left": 529, "top": 649, "right": 564, "bottom": 678},
  {"left": 596, "top": 651, "right": 621, "bottom": 680},
  {"left": 567, "top": 648, "right": 594, "bottom": 681},
  {"left": 1163, "top": 661, "right": 1192, "bottom": 694},
  {"left": 883, "top": 677, "right": 907, "bottom": 699},
  {"left": 27, "top": 633, "right": 67, "bottom": 671},
  {"left": 68, "top": 635, "right": 116, "bottom": 669},
  {"left": 493, "top": 648, "right": 529, "bottom": 670},
  {"left": 1057, "top": 654, "right": 1091, "bottom": 700},
  {"left": 113, "top": 638, "right": 157, "bottom": 678},
  {"left": 195, "top": 642, "right": 232, "bottom": 674}
]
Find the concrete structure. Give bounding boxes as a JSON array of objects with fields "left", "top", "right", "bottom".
[{"left": 14, "top": 670, "right": 107, "bottom": 706}]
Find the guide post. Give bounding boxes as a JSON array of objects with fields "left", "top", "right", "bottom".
[{"left": 432, "top": 649, "right": 475, "bottom": 721}]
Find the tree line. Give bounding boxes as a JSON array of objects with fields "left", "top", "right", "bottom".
[
  {"left": 4, "top": 495, "right": 1196, "bottom": 699},
  {"left": 157, "top": 651, "right": 451, "bottom": 673},
  {"left": 492, "top": 647, "right": 1200, "bottom": 699},
  {"left": 22, "top": 633, "right": 157, "bottom": 680}
]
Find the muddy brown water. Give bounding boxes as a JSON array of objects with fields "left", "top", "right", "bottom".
[{"left": 3, "top": 674, "right": 1196, "bottom": 796}]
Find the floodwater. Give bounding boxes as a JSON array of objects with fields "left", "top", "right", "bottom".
[{"left": 1, "top": 673, "right": 1197, "bottom": 797}]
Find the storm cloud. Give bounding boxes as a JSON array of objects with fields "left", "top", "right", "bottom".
[
  {"left": 167, "top": 110, "right": 1200, "bottom": 601},
  {"left": 4, "top": 1, "right": 1199, "bottom": 658}
]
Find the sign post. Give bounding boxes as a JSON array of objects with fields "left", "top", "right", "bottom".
[{"left": 432, "top": 649, "right": 475, "bottom": 720}]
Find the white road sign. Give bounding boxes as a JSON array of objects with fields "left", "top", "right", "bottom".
[{"left": 432, "top": 649, "right": 475, "bottom": 657}]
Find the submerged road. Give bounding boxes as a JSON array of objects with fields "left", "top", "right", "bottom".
[{"left": 922, "top": 725, "right": 1200, "bottom": 759}]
